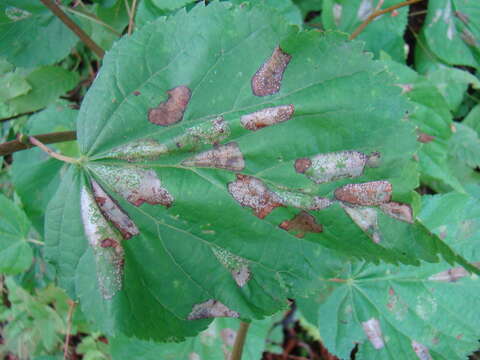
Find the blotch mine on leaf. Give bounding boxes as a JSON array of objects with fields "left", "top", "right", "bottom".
[
  {"left": 294, "top": 151, "right": 380, "bottom": 184},
  {"left": 240, "top": 104, "right": 294, "bottom": 131},
  {"left": 251, "top": 46, "right": 291, "bottom": 97},
  {"left": 335, "top": 180, "right": 392, "bottom": 206},
  {"left": 175, "top": 116, "right": 230, "bottom": 150},
  {"left": 181, "top": 142, "right": 245, "bottom": 171},
  {"left": 279, "top": 211, "right": 323, "bottom": 238},
  {"left": 342, "top": 204, "right": 381, "bottom": 243},
  {"left": 361, "top": 318, "right": 384, "bottom": 350},
  {"left": 103, "top": 139, "right": 168, "bottom": 162},
  {"left": 80, "top": 186, "right": 124, "bottom": 300},
  {"left": 411, "top": 340, "right": 432, "bottom": 360},
  {"left": 454, "top": 11, "right": 469, "bottom": 25},
  {"left": 148, "top": 85, "right": 191, "bottom": 126},
  {"left": 91, "top": 164, "right": 173, "bottom": 207},
  {"left": 91, "top": 179, "right": 140, "bottom": 239},
  {"left": 274, "top": 188, "right": 333, "bottom": 211},
  {"left": 187, "top": 299, "right": 239, "bottom": 320},
  {"left": 428, "top": 263, "right": 480, "bottom": 282},
  {"left": 188, "top": 353, "right": 201, "bottom": 360},
  {"left": 417, "top": 133, "right": 435, "bottom": 143},
  {"left": 212, "top": 246, "right": 251, "bottom": 287},
  {"left": 228, "top": 174, "right": 283, "bottom": 218},
  {"left": 380, "top": 202, "right": 413, "bottom": 223}
]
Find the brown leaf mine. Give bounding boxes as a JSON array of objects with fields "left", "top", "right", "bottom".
[
  {"left": 361, "top": 318, "right": 384, "bottom": 350},
  {"left": 240, "top": 104, "right": 294, "bottom": 131},
  {"left": 148, "top": 85, "right": 191, "bottom": 126},
  {"left": 380, "top": 202, "right": 414, "bottom": 223},
  {"left": 81, "top": 186, "right": 124, "bottom": 300},
  {"left": 427, "top": 263, "right": 480, "bottom": 282},
  {"left": 275, "top": 188, "right": 333, "bottom": 211},
  {"left": 91, "top": 179, "right": 139, "bottom": 239},
  {"left": 279, "top": 211, "right": 323, "bottom": 238},
  {"left": 335, "top": 181, "right": 392, "bottom": 206},
  {"left": 187, "top": 299, "right": 239, "bottom": 320},
  {"left": 342, "top": 205, "right": 381, "bottom": 243},
  {"left": 251, "top": 46, "right": 291, "bottom": 97},
  {"left": 228, "top": 174, "right": 283, "bottom": 218},
  {"left": 181, "top": 142, "right": 245, "bottom": 171},
  {"left": 91, "top": 164, "right": 174, "bottom": 207},
  {"left": 411, "top": 340, "right": 432, "bottom": 360},
  {"left": 212, "top": 246, "right": 251, "bottom": 287},
  {"left": 104, "top": 139, "right": 168, "bottom": 162},
  {"left": 175, "top": 116, "right": 231, "bottom": 150},
  {"left": 295, "top": 151, "right": 380, "bottom": 184}
]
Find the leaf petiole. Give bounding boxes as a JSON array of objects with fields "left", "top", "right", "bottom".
[{"left": 28, "top": 136, "right": 79, "bottom": 164}]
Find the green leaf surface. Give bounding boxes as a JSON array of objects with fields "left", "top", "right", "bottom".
[
  {"left": 46, "top": 2, "right": 477, "bottom": 341},
  {"left": 0, "top": 194, "right": 33, "bottom": 274},
  {"left": 0, "top": 69, "right": 31, "bottom": 100},
  {"left": 0, "top": 2, "right": 79, "bottom": 67},
  {"left": 150, "top": 0, "right": 196, "bottom": 11},
  {"left": 297, "top": 192, "right": 480, "bottom": 359},
  {"left": 322, "top": 0, "right": 409, "bottom": 62},
  {"left": 11, "top": 102, "right": 78, "bottom": 233},
  {"left": 227, "top": 0, "right": 303, "bottom": 27},
  {"left": 464, "top": 103, "right": 480, "bottom": 135},
  {"left": 448, "top": 123, "right": 480, "bottom": 169},
  {"left": 422, "top": 0, "right": 480, "bottom": 69},
  {"left": 110, "top": 317, "right": 276, "bottom": 360}
]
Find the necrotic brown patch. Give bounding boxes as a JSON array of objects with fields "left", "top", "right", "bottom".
[
  {"left": 279, "top": 211, "right": 322, "bottom": 238},
  {"left": 227, "top": 174, "right": 283, "bottom": 218},
  {"left": 427, "top": 262, "right": 480, "bottom": 282},
  {"left": 294, "top": 158, "right": 312, "bottom": 174},
  {"left": 380, "top": 202, "right": 413, "bottom": 223},
  {"left": 187, "top": 299, "right": 239, "bottom": 320},
  {"left": 251, "top": 47, "right": 291, "bottom": 97},
  {"left": 148, "top": 85, "right": 191, "bottom": 126},
  {"left": 91, "top": 179, "right": 140, "bottom": 239},
  {"left": 181, "top": 142, "right": 245, "bottom": 171},
  {"left": 411, "top": 340, "right": 432, "bottom": 360},
  {"left": 334, "top": 181, "right": 392, "bottom": 206},
  {"left": 240, "top": 104, "right": 294, "bottom": 131}
]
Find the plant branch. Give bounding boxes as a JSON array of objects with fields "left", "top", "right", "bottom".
[
  {"left": 0, "top": 131, "right": 76, "bottom": 157},
  {"left": 350, "top": 0, "right": 424, "bottom": 40},
  {"left": 40, "top": 0, "right": 105, "bottom": 58},
  {"left": 127, "top": 0, "right": 138, "bottom": 35},
  {"left": 28, "top": 136, "right": 78, "bottom": 164},
  {"left": 61, "top": 5, "right": 122, "bottom": 37},
  {"left": 231, "top": 321, "right": 250, "bottom": 360},
  {"left": 0, "top": 110, "right": 40, "bottom": 123},
  {"left": 63, "top": 300, "right": 77, "bottom": 359}
]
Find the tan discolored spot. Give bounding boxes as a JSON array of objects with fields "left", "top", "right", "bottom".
[
  {"left": 295, "top": 151, "right": 381, "bottom": 184},
  {"left": 335, "top": 181, "right": 392, "bottom": 206},
  {"left": 279, "top": 211, "right": 322, "bottom": 238},
  {"left": 182, "top": 142, "right": 245, "bottom": 171},
  {"left": 91, "top": 164, "right": 174, "bottom": 207},
  {"left": 212, "top": 246, "right": 251, "bottom": 287},
  {"left": 91, "top": 179, "right": 140, "bottom": 239},
  {"left": 454, "top": 11, "right": 469, "bottom": 25},
  {"left": 228, "top": 174, "right": 283, "bottom": 218},
  {"left": 411, "top": 340, "right": 432, "bottom": 360},
  {"left": 188, "top": 353, "right": 200, "bottom": 360},
  {"left": 104, "top": 139, "right": 168, "bottom": 162},
  {"left": 148, "top": 85, "right": 191, "bottom": 126},
  {"left": 395, "top": 83, "right": 414, "bottom": 94},
  {"left": 187, "top": 299, "right": 239, "bottom": 320},
  {"left": 240, "top": 104, "right": 294, "bottom": 131},
  {"left": 428, "top": 263, "right": 480, "bottom": 282},
  {"left": 380, "top": 202, "right": 413, "bottom": 223},
  {"left": 175, "top": 116, "right": 230, "bottom": 150},
  {"left": 221, "top": 328, "right": 236, "bottom": 360},
  {"left": 361, "top": 318, "right": 384, "bottom": 350},
  {"left": 417, "top": 132, "right": 435, "bottom": 143},
  {"left": 386, "top": 287, "right": 408, "bottom": 321},
  {"left": 342, "top": 204, "right": 381, "bottom": 243},
  {"left": 274, "top": 188, "right": 333, "bottom": 211},
  {"left": 81, "top": 186, "right": 124, "bottom": 300},
  {"left": 251, "top": 46, "right": 291, "bottom": 97},
  {"left": 461, "top": 28, "right": 477, "bottom": 47}
]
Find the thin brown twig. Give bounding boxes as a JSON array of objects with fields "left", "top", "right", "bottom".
[
  {"left": 127, "top": 0, "right": 138, "bottom": 35},
  {"left": 0, "top": 131, "right": 77, "bottom": 157},
  {"left": 350, "top": 0, "right": 425, "bottom": 40},
  {"left": 231, "top": 321, "right": 251, "bottom": 360},
  {"left": 28, "top": 136, "right": 78, "bottom": 164},
  {"left": 40, "top": 0, "right": 105, "bottom": 58},
  {"left": 63, "top": 300, "right": 77, "bottom": 359},
  {"left": 61, "top": 5, "right": 122, "bottom": 36},
  {"left": 0, "top": 110, "right": 40, "bottom": 123}
]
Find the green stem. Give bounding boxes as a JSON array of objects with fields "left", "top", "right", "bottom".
[
  {"left": 28, "top": 136, "right": 78, "bottom": 164},
  {"left": 0, "top": 131, "right": 77, "bottom": 157},
  {"left": 231, "top": 321, "right": 250, "bottom": 360}
]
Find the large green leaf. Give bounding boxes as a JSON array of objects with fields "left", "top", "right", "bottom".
[
  {"left": 0, "top": 1, "right": 79, "bottom": 67},
  {"left": 422, "top": 0, "right": 480, "bottom": 69},
  {"left": 110, "top": 316, "right": 277, "bottom": 360},
  {"left": 298, "top": 192, "right": 480, "bottom": 359},
  {"left": 46, "top": 2, "right": 476, "bottom": 341},
  {"left": 0, "top": 194, "right": 33, "bottom": 274}
]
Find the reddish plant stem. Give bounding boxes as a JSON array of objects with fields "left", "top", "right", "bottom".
[
  {"left": 28, "top": 136, "right": 78, "bottom": 163},
  {"left": 231, "top": 321, "right": 251, "bottom": 360},
  {"left": 0, "top": 131, "right": 77, "bottom": 157},
  {"left": 350, "top": 0, "right": 425, "bottom": 40},
  {"left": 40, "top": 0, "right": 105, "bottom": 58}
]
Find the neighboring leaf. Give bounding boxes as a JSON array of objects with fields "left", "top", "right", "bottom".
[
  {"left": 110, "top": 317, "right": 277, "bottom": 360},
  {"left": 46, "top": 2, "right": 476, "bottom": 341},
  {"left": 293, "top": 0, "right": 323, "bottom": 17},
  {"left": 422, "top": 0, "right": 480, "bottom": 69},
  {"left": 464, "top": 103, "right": 480, "bottom": 135},
  {"left": 6, "top": 66, "right": 79, "bottom": 116},
  {"left": 0, "top": 69, "right": 31, "bottom": 100},
  {"left": 448, "top": 123, "right": 480, "bottom": 168},
  {"left": 90, "top": 0, "right": 129, "bottom": 51},
  {"left": 76, "top": 333, "right": 111, "bottom": 360},
  {"left": 297, "top": 192, "right": 480, "bottom": 359},
  {"left": 0, "top": 194, "right": 33, "bottom": 274},
  {"left": 0, "top": 2, "right": 79, "bottom": 67},
  {"left": 321, "top": 0, "right": 409, "bottom": 62},
  {"left": 227, "top": 0, "right": 303, "bottom": 27},
  {"left": 134, "top": 0, "right": 171, "bottom": 28},
  {"left": 11, "top": 102, "right": 78, "bottom": 233},
  {"left": 150, "top": 0, "right": 196, "bottom": 11}
]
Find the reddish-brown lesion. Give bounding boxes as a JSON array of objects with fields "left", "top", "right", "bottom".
[
  {"left": 148, "top": 85, "right": 191, "bottom": 126},
  {"left": 334, "top": 181, "right": 392, "bottom": 206},
  {"left": 279, "top": 211, "right": 323, "bottom": 238},
  {"left": 294, "top": 158, "right": 312, "bottom": 174},
  {"left": 251, "top": 46, "right": 292, "bottom": 97}
]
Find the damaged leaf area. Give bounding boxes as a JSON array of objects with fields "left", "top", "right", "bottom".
[
  {"left": 181, "top": 142, "right": 245, "bottom": 171},
  {"left": 279, "top": 211, "right": 323, "bottom": 238},
  {"left": 251, "top": 46, "right": 291, "bottom": 96},
  {"left": 334, "top": 181, "right": 392, "bottom": 206},
  {"left": 148, "top": 85, "right": 191, "bottom": 126},
  {"left": 187, "top": 300, "right": 239, "bottom": 320},
  {"left": 240, "top": 104, "right": 294, "bottom": 131},
  {"left": 211, "top": 246, "right": 251, "bottom": 287}
]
